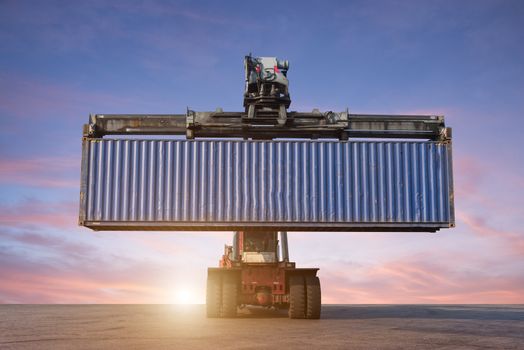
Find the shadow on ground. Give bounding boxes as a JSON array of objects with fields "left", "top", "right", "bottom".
[
  {"left": 320, "top": 305, "right": 524, "bottom": 321},
  {"left": 232, "top": 304, "right": 524, "bottom": 321},
  {"left": 237, "top": 306, "right": 289, "bottom": 318},
  {"left": 231, "top": 305, "right": 524, "bottom": 321}
]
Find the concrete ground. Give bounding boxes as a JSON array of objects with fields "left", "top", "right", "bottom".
[{"left": 1, "top": 305, "right": 523, "bottom": 349}]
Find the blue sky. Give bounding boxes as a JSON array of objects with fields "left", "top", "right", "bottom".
[{"left": 1, "top": 0, "right": 523, "bottom": 303}]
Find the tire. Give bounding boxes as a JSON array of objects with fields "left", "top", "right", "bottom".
[
  {"left": 206, "top": 275, "right": 221, "bottom": 318},
  {"left": 221, "top": 275, "right": 238, "bottom": 318},
  {"left": 305, "top": 276, "right": 321, "bottom": 319},
  {"left": 288, "top": 275, "right": 306, "bottom": 319}
]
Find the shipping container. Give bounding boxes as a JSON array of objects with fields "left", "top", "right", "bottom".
[{"left": 79, "top": 139, "right": 454, "bottom": 232}]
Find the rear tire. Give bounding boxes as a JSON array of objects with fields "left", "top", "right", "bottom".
[
  {"left": 221, "top": 275, "right": 238, "bottom": 318},
  {"left": 289, "top": 275, "right": 306, "bottom": 319},
  {"left": 206, "top": 275, "right": 221, "bottom": 318},
  {"left": 305, "top": 276, "right": 321, "bottom": 319}
]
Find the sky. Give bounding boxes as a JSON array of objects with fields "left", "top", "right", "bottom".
[{"left": 0, "top": 0, "right": 523, "bottom": 304}]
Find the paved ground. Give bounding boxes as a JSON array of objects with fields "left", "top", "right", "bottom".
[{"left": 1, "top": 305, "right": 523, "bottom": 349}]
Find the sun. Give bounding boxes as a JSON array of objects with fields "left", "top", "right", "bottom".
[{"left": 170, "top": 288, "right": 197, "bottom": 305}]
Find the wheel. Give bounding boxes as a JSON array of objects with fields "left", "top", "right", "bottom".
[
  {"left": 288, "top": 275, "right": 306, "bottom": 319},
  {"left": 221, "top": 275, "right": 238, "bottom": 318},
  {"left": 305, "top": 276, "right": 321, "bottom": 319},
  {"left": 206, "top": 275, "right": 221, "bottom": 318}
]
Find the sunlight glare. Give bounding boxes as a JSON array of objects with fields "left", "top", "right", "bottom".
[{"left": 171, "top": 288, "right": 196, "bottom": 305}]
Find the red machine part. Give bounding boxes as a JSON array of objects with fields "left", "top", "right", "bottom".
[
  {"left": 208, "top": 231, "right": 320, "bottom": 318},
  {"left": 239, "top": 265, "right": 286, "bottom": 306}
]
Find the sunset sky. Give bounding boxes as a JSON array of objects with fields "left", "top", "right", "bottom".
[{"left": 1, "top": 0, "right": 523, "bottom": 304}]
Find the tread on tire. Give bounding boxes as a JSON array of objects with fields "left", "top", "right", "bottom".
[
  {"left": 305, "top": 276, "right": 321, "bottom": 319},
  {"left": 221, "top": 275, "right": 238, "bottom": 318},
  {"left": 206, "top": 275, "right": 221, "bottom": 318},
  {"left": 289, "top": 275, "right": 306, "bottom": 319}
]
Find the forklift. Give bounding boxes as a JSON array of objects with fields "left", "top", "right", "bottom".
[{"left": 81, "top": 55, "right": 453, "bottom": 319}]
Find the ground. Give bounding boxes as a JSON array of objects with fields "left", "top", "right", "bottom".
[{"left": 1, "top": 305, "right": 523, "bottom": 349}]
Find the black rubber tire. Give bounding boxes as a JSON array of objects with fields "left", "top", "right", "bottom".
[
  {"left": 221, "top": 275, "right": 238, "bottom": 318},
  {"left": 206, "top": 275, "right": 221, "bottom": 318},
  {"left": 305, "top": 276, "right": 321, "bottom": 319},
  {"left": 288, "top": 275, "right": 306, "bottom": 319}
]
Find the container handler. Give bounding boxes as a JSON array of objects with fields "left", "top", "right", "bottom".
[{"left": 80, "top": 55, "right": 454, "bottom": 319}]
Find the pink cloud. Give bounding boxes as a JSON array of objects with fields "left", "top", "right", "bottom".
[
  {"left": 452, "top": 153, "right": 524, "bottom": 255},
  {"left": 0, "top": 200, "right": 77, "bottom": 229},
  {"left": 0, "top": 243, "right": 193, "bottom": 304},
  {"left": 4, "top": 229, "right": 94, "bottom": 257},
  {"left": 0, "top": 266, "right": 164, "bottom": 304},
  {"left": 321, "top": 255, "right": 524, "bottom": 304},
  {"left": 454, "top": 154, "right": 524, "bottom": 210},
  {"left": 448, "top": 152, "right": 524, "bottom": 259},
  {"left": 0, "top": 156, "right": 78, "bottom": 188},
  {"left": 4, "top": 246, "right": 522, "bottom": 304},
  {"left": 454, "top": 155, "right": 485, "bottom": 195},
  {"left": 456, "top": 210, "right": 524, "bottom": 256}
]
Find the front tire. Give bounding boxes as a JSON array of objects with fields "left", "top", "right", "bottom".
[
  {"left": 289, "top": 275, "right": 306, "bottom": 319},
  {"left": 305, "top": 276, "right": 321, "bottom": 319},
  {"left": 221, "top": 275, "right": 238, "bottom": 318},
  {"left": 206, "top": 275, "right": 221, "bottom": 318}
]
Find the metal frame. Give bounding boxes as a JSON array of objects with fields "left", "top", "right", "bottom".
[
  {"left": 81, "top": 221, "right": 449, "bottom": 232},
  {"left": 84, "top": 112, "right": 450, "bottom": 141},
  {"left": 78, "top": 137, "right": 90, "bottom": 225},
  {"left": 446, "top": 141, "right": 456, "bottom": 227}
]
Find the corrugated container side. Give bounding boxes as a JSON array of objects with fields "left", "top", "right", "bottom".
[{"left": 79, "top": 139, "right": 454, "bottom": 231}]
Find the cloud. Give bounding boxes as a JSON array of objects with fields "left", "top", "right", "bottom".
[
  {"left": 0, "top": 1, "right": 134, "bottom": 53},
  {"left": 0, "top": 156, "right": 78, "bottom": 188},
  {"left": 2, "top": 228, "right": 95, "bottom": 258},
  {"left": 0, "top": 251, "right": 164, "bottom": 303},
  {"left": 0, "top": 73, "right": 134, "bottom": 121},
  {"left": 0, "top": 214, "right": 223, "bottom": 303},
  {"left": 456, "top": 210, "right": 524, "bottom": 256},
  {"left": 450, "top": 153, "right": 524, "bottom": 256},
  {"left": 452, "top": 153, "right": 524, "bottom": 238},
  {"left": 321, "top": 254, "right": 524, "bottom": 304},
  {"left": 0, "top": 228, "right": 195, "bottom": 303},
  {"left": 0, "top": 199, "right": 78, "bottom": 229},
  {"left": 109, "top": 1, "right": 234, "bottom": 26},
  {"left": 0, "top": 0, "right": 523, "bottom": 307},
  {"left": 0, "top": 1, "right": 239, "bottom": 75}
]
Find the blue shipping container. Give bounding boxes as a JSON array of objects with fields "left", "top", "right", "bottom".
[{"left": 79, "top": 139, "right": 454, "bottom": 232}]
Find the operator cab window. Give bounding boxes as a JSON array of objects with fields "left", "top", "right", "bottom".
[{"left": 244, "top": 232, "right": 276, "bottom": 253}]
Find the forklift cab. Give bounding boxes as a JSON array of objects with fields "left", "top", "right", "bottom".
[{"left": 232, "top": 231, "right": 289, "bottom": 264}]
